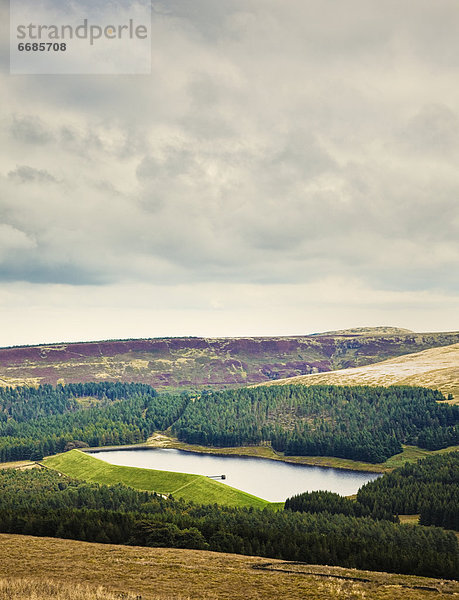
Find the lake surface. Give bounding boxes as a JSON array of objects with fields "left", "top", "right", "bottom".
[{"left": 91, "top": 448, "right": 380, "bottom": 502}]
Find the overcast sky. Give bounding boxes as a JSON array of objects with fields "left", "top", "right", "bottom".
[{"left": 1, "top": 0, "right": 459, "bottom": 346}]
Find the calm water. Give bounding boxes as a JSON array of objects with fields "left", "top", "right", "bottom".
[{"left": 90, "top": 448, "right": 380, "bottom": 502}]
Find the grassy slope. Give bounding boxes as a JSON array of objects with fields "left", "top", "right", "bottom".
[
  {"left": 260, "top": 342, "right": 459, "bottom": 400},
  {"left": 383, "top": 444, "right": 459, "bottom": 469},
  {"left": 1, "top": 534, "right": 457, "bottom": 600},
  {"left": 44, "top": 450, "right": 268, "bottom": 508}
]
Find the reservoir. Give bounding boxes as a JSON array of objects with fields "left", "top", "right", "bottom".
[{"left": 90, "top": 448, "right": 380, "bottom": 502}]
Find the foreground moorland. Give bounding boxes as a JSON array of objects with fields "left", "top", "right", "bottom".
[
  {"left": 1, "top": 534, "right": 458, "bottom": 600},
  {"left": 1, "top": 327, "right": 459, "bottom": 390}
]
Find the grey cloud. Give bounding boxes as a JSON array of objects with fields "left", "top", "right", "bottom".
[
  {"left": 268, "top": 130, "right": 336, "bottom": 180},
  {"left": 8, "top": 165, "right": 57, "bottom": 184},
  {"left": 9, "top": 116, "right": 54, "bottom": 145},
  {"left": 136, "top": 149, "right": 195, "bottom": 181},
  {"left": 400, "top": 104, "right": 459, "bottom": 157},
  {"left": 0, "top": 261, "right": 108, "bottom": 286},
  {"left": 153, "top": 0, "right": 249, "bottom": 42},
  {"left": 0, "top": 0, "right": 458, "bottom": 296},
  {"left": 0, "top": 224, "right": 35, "bottom": 254}
]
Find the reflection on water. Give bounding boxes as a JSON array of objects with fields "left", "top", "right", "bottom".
[{"left": 91, "top": 448, "right": 380, "bottom": 502}]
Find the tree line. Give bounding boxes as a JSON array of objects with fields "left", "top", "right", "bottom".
[
  {"left": 357, "top": 451, "right": 459, "bottom": 530},
  {"left": 284, "top": 490, "right": 397, "bottom": 522},
  {"left": 0, "top": 383, "right": 187, "bottom": 462},
  {"left": 285, "top": 452, "right": 459, "bottom": 532},
  {"left": 1, "top": 382, "right": 458, "bottom": 464},
  {"left": 171, "top": 385, "right": 459, "bottom": 462}
]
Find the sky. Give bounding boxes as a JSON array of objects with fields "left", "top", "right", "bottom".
[{"left": 1, "top": 0, "right": 459, "bottom": 347}]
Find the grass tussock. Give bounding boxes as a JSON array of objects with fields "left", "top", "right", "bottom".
[
  {"left": 0, "top": 578, "right": 197, "bottom": 600},
  {"left": 0, "top": 578, "right": 141, "bottom": 600}
]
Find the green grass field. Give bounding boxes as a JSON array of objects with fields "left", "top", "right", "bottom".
[
  {"left": 44, "top": 450, "right": 269, "bottom": 508},
  {"left": 383, "top": 444, "right": 459, "bottom": 469}
]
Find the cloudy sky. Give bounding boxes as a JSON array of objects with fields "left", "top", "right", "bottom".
[{"left": 1, "top": 0, "right": 459, "bottom": 346}]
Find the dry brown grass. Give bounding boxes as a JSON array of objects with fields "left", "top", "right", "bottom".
[
  {"left": 260, "top": 343, "right": 459, "bottom": 400},
  {"left": 0, "top": 578, "right": 198, "bottom": 599},
  {"left": 0, "top": 376, "right": 40, "bottom": 387},
  {"left": 0, "top": 460, "right": 37, "bottom": 470},
  {"left": 398, "top": 514, "right": 420, "bottom": 525},
  {"left": 0, "top": 578, "right": 143, "bottom": 600},
  {"left": 0, "top": 534, "right": 457, "bottom": 600}
]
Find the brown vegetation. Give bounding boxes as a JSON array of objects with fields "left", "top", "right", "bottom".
[
  {"left": 0, "top": 329, "right": 458, "bottom": 390},
  {"left": 1, "top": 534, "right": 457, "bottom": 600},
  {"left": 0, "top": 579, "right": 143, "bottom": 600}
]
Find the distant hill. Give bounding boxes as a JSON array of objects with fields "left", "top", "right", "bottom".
[
  {"left": 260, "top": 343, "right": 459, "bottom": 400},
  {"left": 312, "top": 326, "right": 415, "bottom": 336},
  {"left": 0, "top": 328, "right": 458, "bottom": 389}
]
